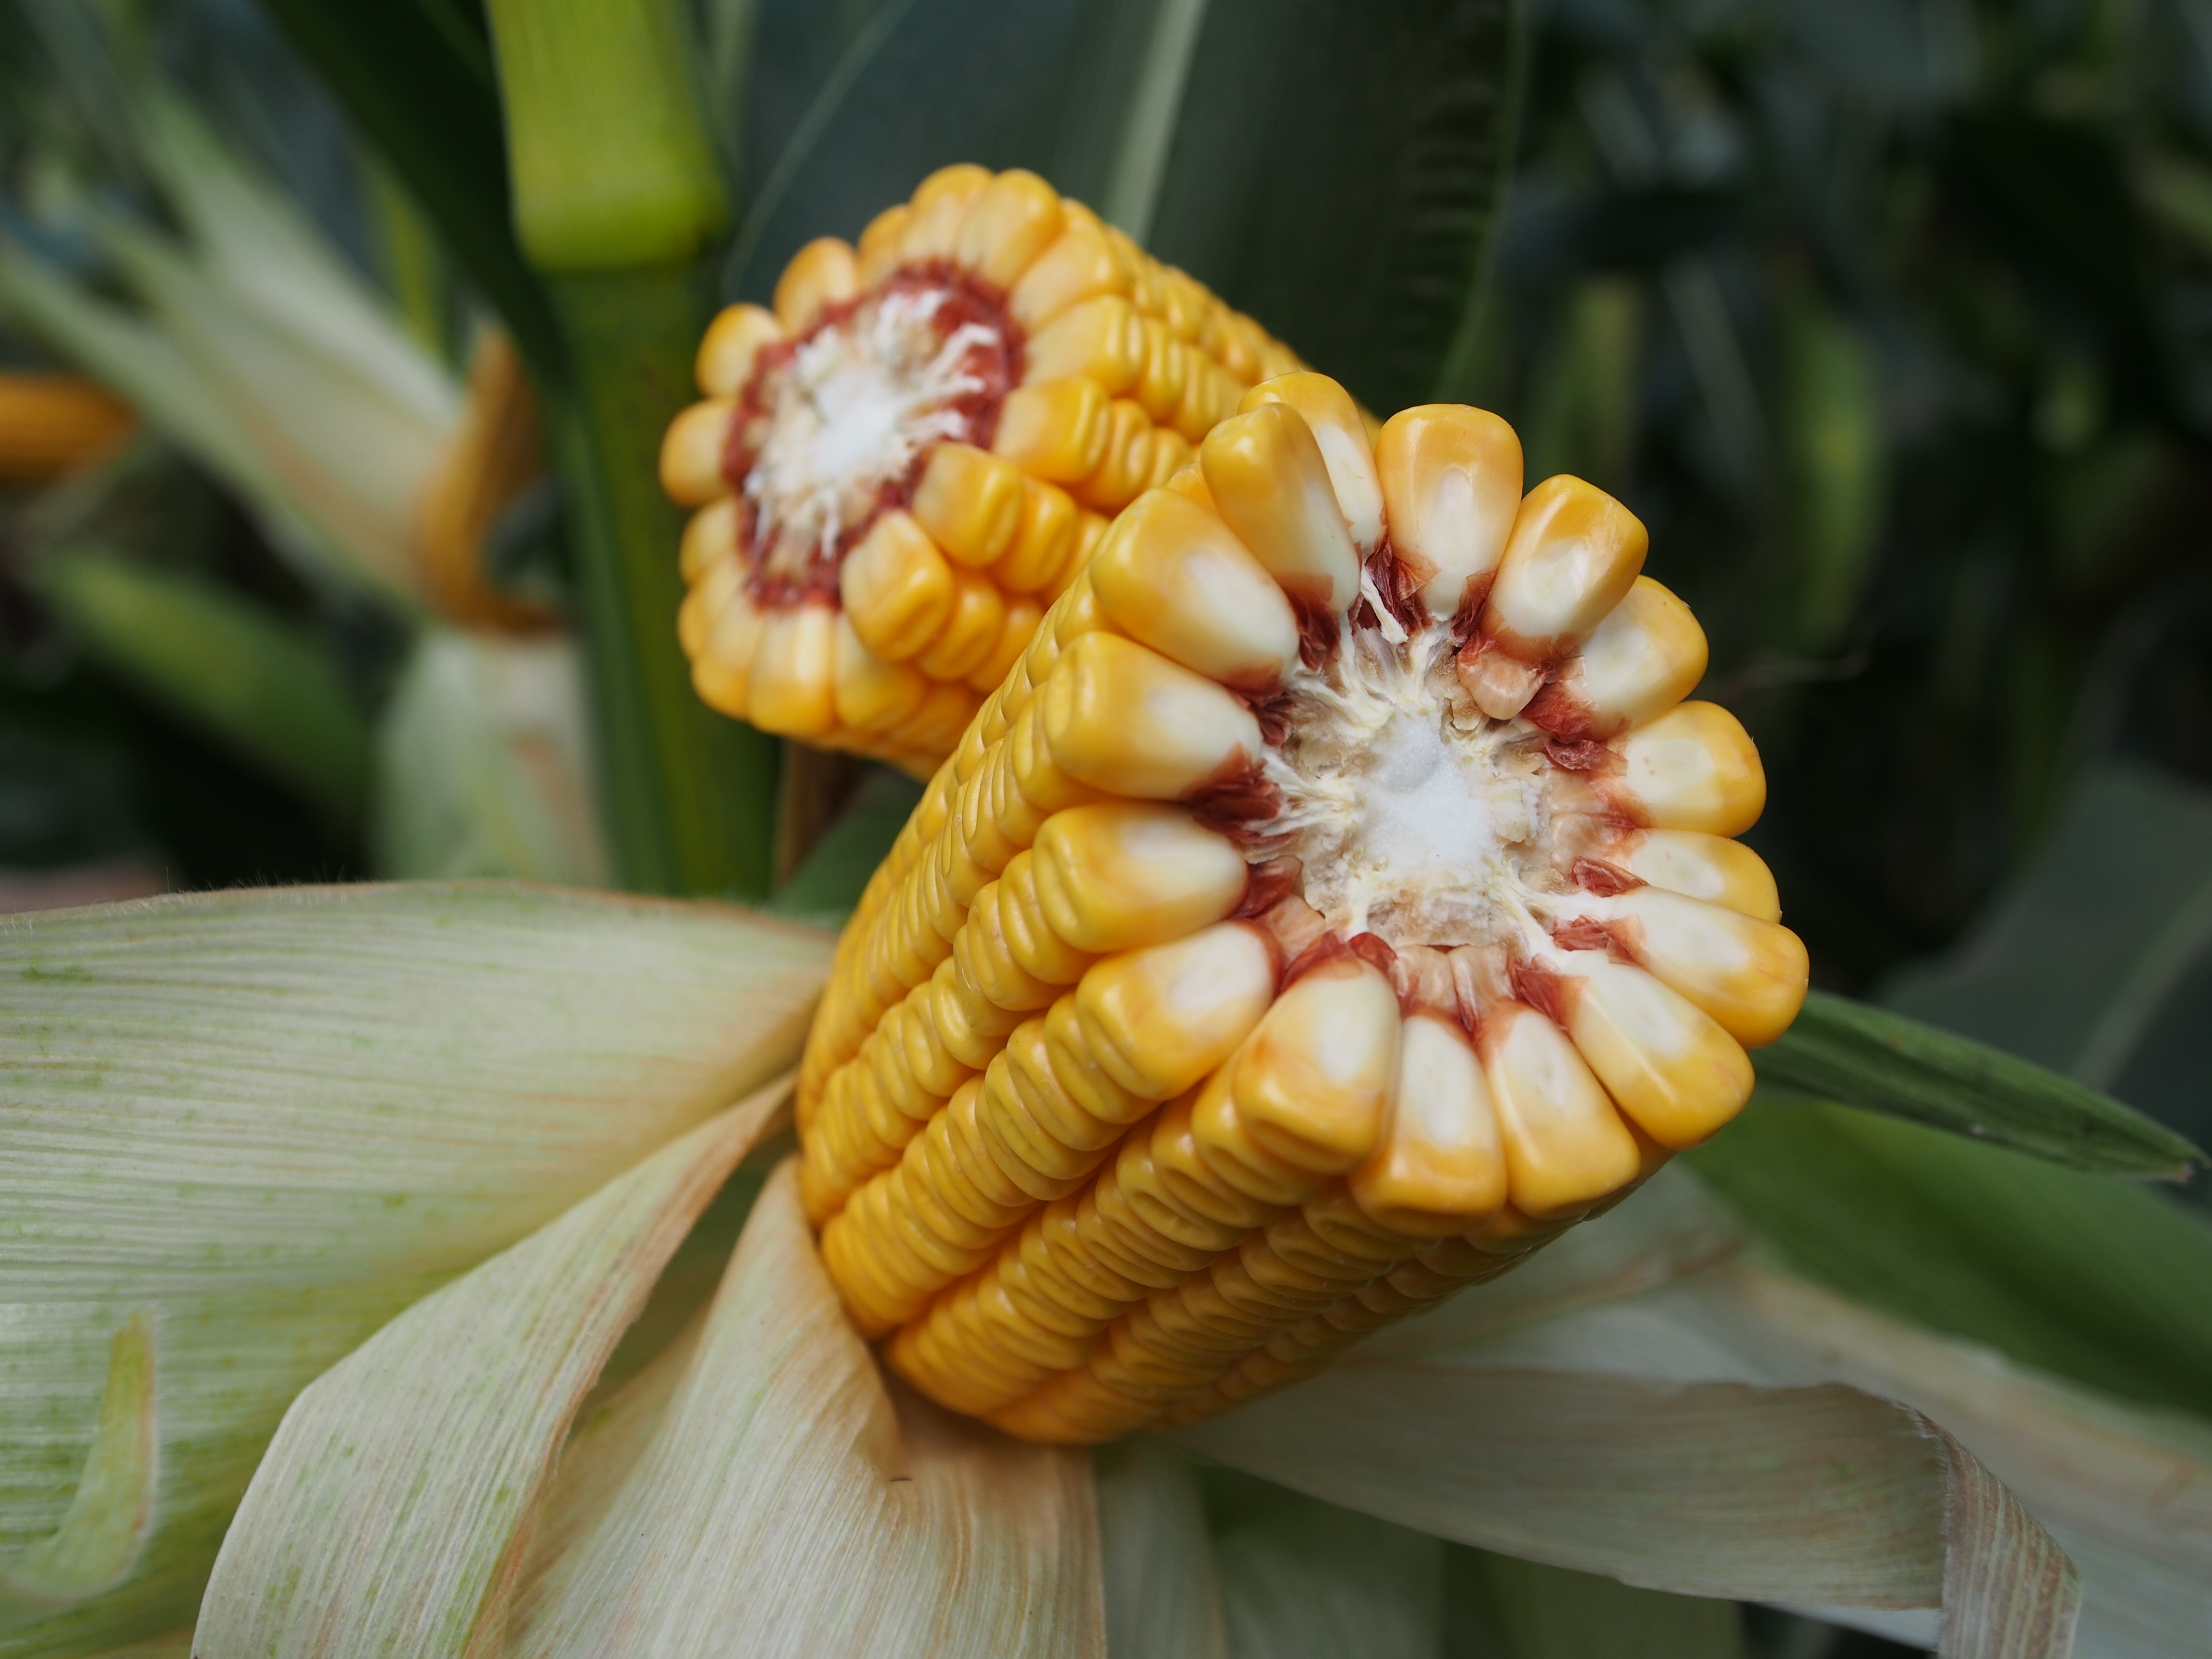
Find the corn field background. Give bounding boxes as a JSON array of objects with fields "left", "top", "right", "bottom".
[{"left": 4, "top": 1, "right": 2212, "bottom": 1655}]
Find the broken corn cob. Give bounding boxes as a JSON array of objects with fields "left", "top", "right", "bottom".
[
  {"left": 659, "top": 165, "right": 1304, "bottom": 774},
  {"left": 789, "top": 372, "right": 1808, "bottom": 1444},
  {"left": 0, "top": 372, "right": 135, "bottom": 479}
]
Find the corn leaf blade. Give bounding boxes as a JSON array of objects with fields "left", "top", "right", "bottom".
[
  {"left": 1212, "top": 1493, "right": 1442, "bottom": 1659},
  {"left": 31, "top": 548, "right": 372, "bottom": 828},
  {"left": 1755, "top": 990, "right": 2203, "bottom": 1178},
  {"left": 1143, "top": 0, "right": 1525, "bottom": 412},
  {"left": 193, "top": 1082, "right": 789, "bottom": 1658},
  {"left": 1095, "top": 1440, "right": 1226, "bottom": 1659},
  {"left": 505, "top": 1162, "right": 1104, "bottom": 1659},
  {"left": 1688, "top": 1101, "right": 2212, "bottom": 1419},
  {"left": 727, "top": 0, "right": 1524, "bottom": 412},
  {"left": 727, "top": 0, "right": 1094, "bottom": 300},
  {"left": 251, "top": 0, "right": 564, "bottom": 381},
  {"left": 0, "top": 884, "right": 830, "bottom": 1652},
  {"left": 1880, "top": 763, "right": 2212, "bottom": 1163}
]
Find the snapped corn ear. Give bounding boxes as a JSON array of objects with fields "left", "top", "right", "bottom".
[
  {"left": 659, "top": 165, "right": 1303, "bottom": 775},
  {"left": 783, "top": 377, "right": 1809, "bottom": 1444},
  {"left": 0, "top": 372, "right": 135, "bottom": 479}
]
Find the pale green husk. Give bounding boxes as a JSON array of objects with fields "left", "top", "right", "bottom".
[
  {"left": 195, "top": 1083, "right": 792, "bottom": 1655},
  {"left": 0, "top": 884, "right": 830, "bottom": 1654}
]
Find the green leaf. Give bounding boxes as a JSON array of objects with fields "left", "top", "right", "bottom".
[
  {"left": 1473, "top": 1552, "right": 1746, "bottom": 1659},
  {"left": 194, "top": 1082, "right": 789, "bottom": 1659},
  {"left": 252, "top": 0, "right": 565, "bottom": 382},
  {"left": 1143, "top": 0, "right": 1527, "bottom": 413},
  {"left": 31, "top": 547, "right": 373, "bottom": 828},
  {"left": 1881, "top": 762, "right": 2212, "bottom": 1160},
  {"left": 1095, "top": 1440, "right": 1226, "bottom": 1659},
  {"left": 1686, "top": 1099, "right": 2212, "bottom": 1418},
  {"left": 1755, "top": 990, "right": 2203, "bottom": 1178},
  {"left": 728, "top": 0, "right": 1526, "bottom": 413},
  {"left": 725, "top": 0, "right": 1100, "bottom": 297},
  {"left": 502, "top": 1163, "right": 1104, "bottom": 1657},
  {"left": 1211, "top": 1491, "right": 1443, "bottom": 1659},
  {"left": 0, "top": 883, "right": 830, "bottom": 1651},
  {"left": 768, "top": 764, "right": 926, "bottom": 924}
]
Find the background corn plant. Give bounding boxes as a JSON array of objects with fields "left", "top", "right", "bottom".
[{"left": 4, "top": 1, "right": 2212, "bottom": 1656}]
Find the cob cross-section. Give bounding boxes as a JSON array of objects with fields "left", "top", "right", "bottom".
[
  {"left": 658, "top": 165, "right": 1303, "bottom": 774},
  {"left": 790, "top": 370, "right": 1809, "bottom": 1444}
]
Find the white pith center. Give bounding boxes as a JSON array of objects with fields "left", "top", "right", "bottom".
[
  {"left": 745, "top": 287, "right": 1000, "bottom": 578},
  {"left": 1264, "top": 618, "right": 1563, "bottom": 950}
]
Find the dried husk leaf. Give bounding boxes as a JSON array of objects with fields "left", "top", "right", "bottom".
[
  {"left": 0, "top": 883, "right": 830, "bottom": 1654},
  {"left": 1719, "top": 1266, "right": 2212, "bottom": 1659},
  {"left": 97, "top": 215, "right": 444, "bottom": 602},
  {"left": 1180, "top": 1363, "right": 1952, "bottom": 1608},
  {"left": 505, "top": 1163, "right": 1105, "bottom": 1659},
  {"left": 194, "top": 1081, "right": 791, "bottom": 1657},
  {"left": 1175, "top": 1182, "right": 2080, "bottom": 1659}
]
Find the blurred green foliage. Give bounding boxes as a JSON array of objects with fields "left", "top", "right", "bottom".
[
  {"left": 1468, "top": 0, "right": 2212, "bottom": 994},
  {"left": 8, "top": 0, "right": 2212, "bottom": 1032}
]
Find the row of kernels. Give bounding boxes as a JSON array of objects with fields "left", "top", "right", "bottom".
[
  {"left": 829, "top": 995, "right": 1155, "bottom": 1343},
  {"left": 795, "top": 570, "right": 1127, "bottom": 1113},
  {"left": 888, "top": 1080, "right": 1291, "bottom": 1416},
  {"left": 1154, "top": 1232, "right": 1540, "bottom": 1431},
  {"left": 828, "top": 920, "right": 1276, "bottom": 1333},
  {"left": 987, "top": 1185, "right": 1428, "bottom": 1442},
  {"left": 958, "top": 979, "right": 1538, "bottom": 1441}
]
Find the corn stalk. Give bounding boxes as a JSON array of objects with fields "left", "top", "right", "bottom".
[{"left": 484, "top": 0, "right": 778, "bottom": 899}]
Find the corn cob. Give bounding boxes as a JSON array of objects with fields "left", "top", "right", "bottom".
[
  {"left": 658, "top": 164, "right": 1302, "bottom": 775},
  {"left": 789, "top": 370, "right": 1808, "bottom": 1444},
  {"left": 0, "top": 372, "right": 135, "bottom": 479}
]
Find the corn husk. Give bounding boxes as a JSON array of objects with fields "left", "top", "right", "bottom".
[
  {"left": 373, "top": 628, "right": 608, "bottom": 884},
  {"left": 0, "top": 884, "right": 830, "bottom": 1653},
  {"left": 503, "top": 1163, "right": 1102, "bottom": 1658},
  {"left": 1175, "top": 1172, "right": 2081, "bottom": 1659},
  {"left": 195, "top": 1082, "right": 790, "bottom": 1655},
  {"left": 0, "top": 93, "right": 459, "bottom": 607}
]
